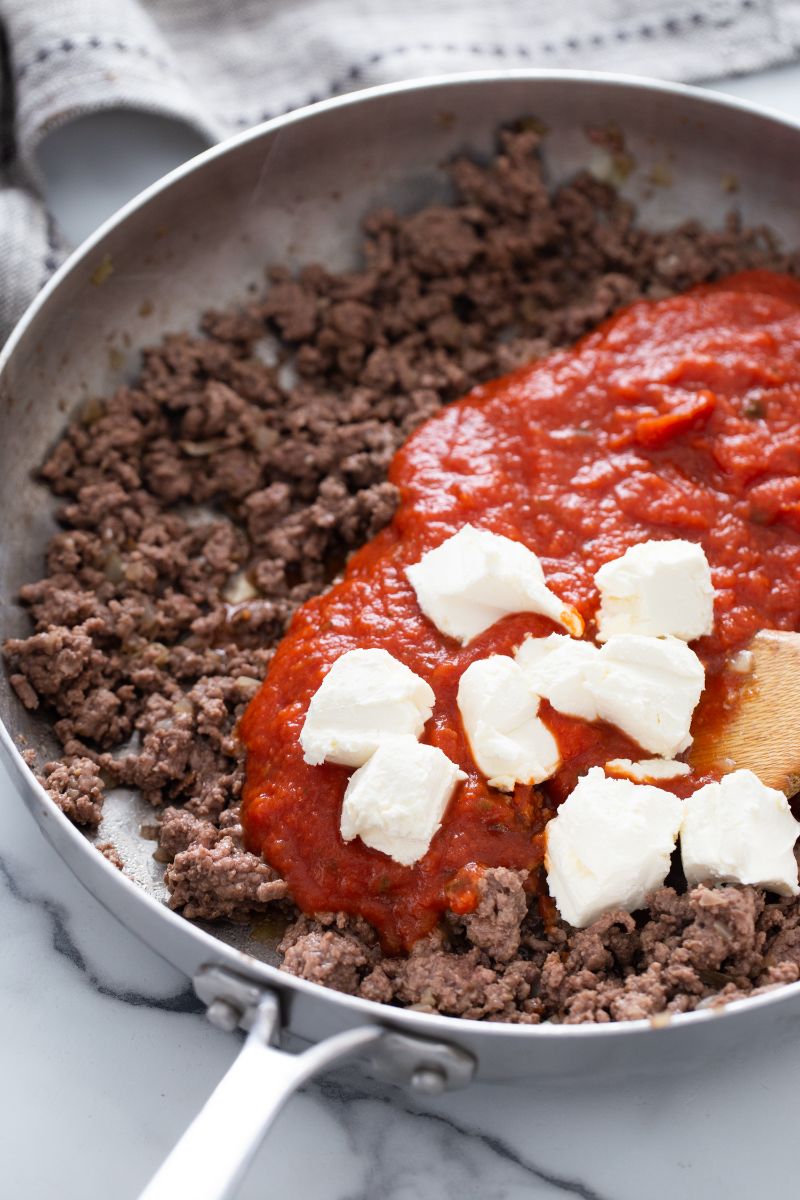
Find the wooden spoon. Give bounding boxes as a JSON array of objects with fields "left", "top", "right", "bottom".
[{"left": 689, "top": 630, "right": 800, "bottom": 796}]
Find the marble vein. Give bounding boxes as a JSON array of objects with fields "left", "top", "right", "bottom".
[
  {"left": 317, "top": 1074, "right": 610, "bottom": 1200},
  {"left": 0, "top": 849, "right": 202, "bottom": 1013}
]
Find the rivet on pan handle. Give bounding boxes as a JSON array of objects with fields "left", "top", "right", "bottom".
[{"left": 137, "top": 964, "right": 476, "bottom": 1200}]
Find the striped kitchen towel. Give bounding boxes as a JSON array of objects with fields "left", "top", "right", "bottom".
[{"left": 0, "top": 0, "right": 799, "bottom": 339}]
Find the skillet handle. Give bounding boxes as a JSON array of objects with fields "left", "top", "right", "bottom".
[
  {"left": 138, "top": 975, "right": 475, "bottom": 1200},
  {"left": 138, "top": 992, "right": 384, "bottom": 1200}
]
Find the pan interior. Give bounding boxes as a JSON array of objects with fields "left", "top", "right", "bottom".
[{"left": 2, "top": 76, "right": 800, "bottom": 971}]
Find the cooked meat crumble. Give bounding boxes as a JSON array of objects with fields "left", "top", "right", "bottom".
[{"left": 5, "top": 125, "right": 800, "bottom": 1022}]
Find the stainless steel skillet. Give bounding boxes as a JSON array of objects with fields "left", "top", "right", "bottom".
[{"left": 3, "top": 70, "right": 800, "bottom": 1200}]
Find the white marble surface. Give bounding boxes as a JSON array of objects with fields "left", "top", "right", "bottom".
[{"left": 6, "top": 64, "right": 800, "bottom": 1200}]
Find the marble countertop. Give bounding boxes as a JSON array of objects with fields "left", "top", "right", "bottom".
[{"left": 6, "top": 65, "right": 800, "bottom": 1200}]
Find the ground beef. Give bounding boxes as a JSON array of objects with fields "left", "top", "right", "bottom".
[
  {"left": 281, "top": 930, "right": 371, "bottom": 994},
  {"left": 164, "top": 835, "right": 288, "bottom": 921},
  {"left": 454, "top": 866, "right": 529, "bottom": 963},
  {"left": 97, "top": 841, "right": 124, "bottom": 870},
  {"left": 5, "top": 124, "right": 800, "bottom": 1023},
  {"left": 371, "top": 933, "right": 541, "bottom": 1021},
  {"left": 39, "top": 757, "right": 105, "bottom": 827},
  {"left": 157, "top": 806, "right": 220, "bottom": 859},
  {"left": 281, "top": 882, "right": 800, "bottom": 1024}
]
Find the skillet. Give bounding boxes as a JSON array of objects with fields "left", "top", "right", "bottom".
[{"left": 3, "top": 70, "right": 800, "bottom": 1199}]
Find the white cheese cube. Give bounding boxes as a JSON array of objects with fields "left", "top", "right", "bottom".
[
  {"left": 515, "top": 633, "right": 601, "bottom": 721},
  {"left": 681, "top": 769, "right": 800, "bottom": 896},
  {"left": 300, "top": 648, "right": 434, "bottom": 768},
  {"left": 405, "top": 524, "right": 583, "bottom": 645},
  {"left": 457, "top": 655, "right": 560, "bottom": 791},
  {"left": 517, "top": 632, "right": 704, "bottom": 758},
  {"left": 605, "top": 758, "right": 691, "bottom": 783},
  {"left": 340, "top": 735, "right": 465, "bottom": 865},
  {"left": 545, "top": 766, "right": 683, "bottom": 928},
  {"left": 595, "top": 538, "right": 714, "bottom": 642},
  {"left": 586, "top": 634, "right": 705, "bottom": 758}
]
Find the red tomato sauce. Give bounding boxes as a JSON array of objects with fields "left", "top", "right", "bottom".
[{"left": 240, "top": 270, "right": 800, "bottom": 952}]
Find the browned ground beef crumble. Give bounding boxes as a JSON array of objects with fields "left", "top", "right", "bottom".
[{"left": 6, "top": 127, "right": 800, "bottom": 1023}]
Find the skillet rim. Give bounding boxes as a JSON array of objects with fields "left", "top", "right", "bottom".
[{"left": 3, "top": 66, "right": 800, "bottom": 1044}]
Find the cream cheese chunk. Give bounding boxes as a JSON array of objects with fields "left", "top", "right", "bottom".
[
  {"left": 586, "top": 634, "right": 705, "bottom": 758},
  {"left": 405, "top": 524, "right": 583, "bottom": 645},
  {"left": 545, "top": 766, "right": 683, "bottom": 928},
  {"left": 516, "top": 631, "right": 703, "bottom": 757},
  {"left": 339, "top": 735, "right": 465, "bottom": 865},
  {"left": 680, "top": 769, "right": 800, "bottom": 896},
  {"left": 515, "top": 633, "right": 600, "bottom": 721},
  {"left": 300, "top": 648, "right": 434, "bottom": 768},
  {"left": 595, "top": 538, "right": 714, "bottom": 642},
  {"left": 605, "top": 758, "right": 691, "bottom": 783},
  {"left": 457, "top": 655, "right": 561, "bottom": 791}
]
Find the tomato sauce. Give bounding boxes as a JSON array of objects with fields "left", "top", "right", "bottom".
[{"left": 240, "top": 270, "right": 800, "bottom": 951}]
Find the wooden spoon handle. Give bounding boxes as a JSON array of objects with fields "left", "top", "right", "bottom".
[{"left": 689, "top": 629, "right": 800, "bottom": 795}]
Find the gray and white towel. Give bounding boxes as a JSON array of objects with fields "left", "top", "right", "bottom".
[{"left": 1, "top": 0, "right": 800, "bottom": 339}]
